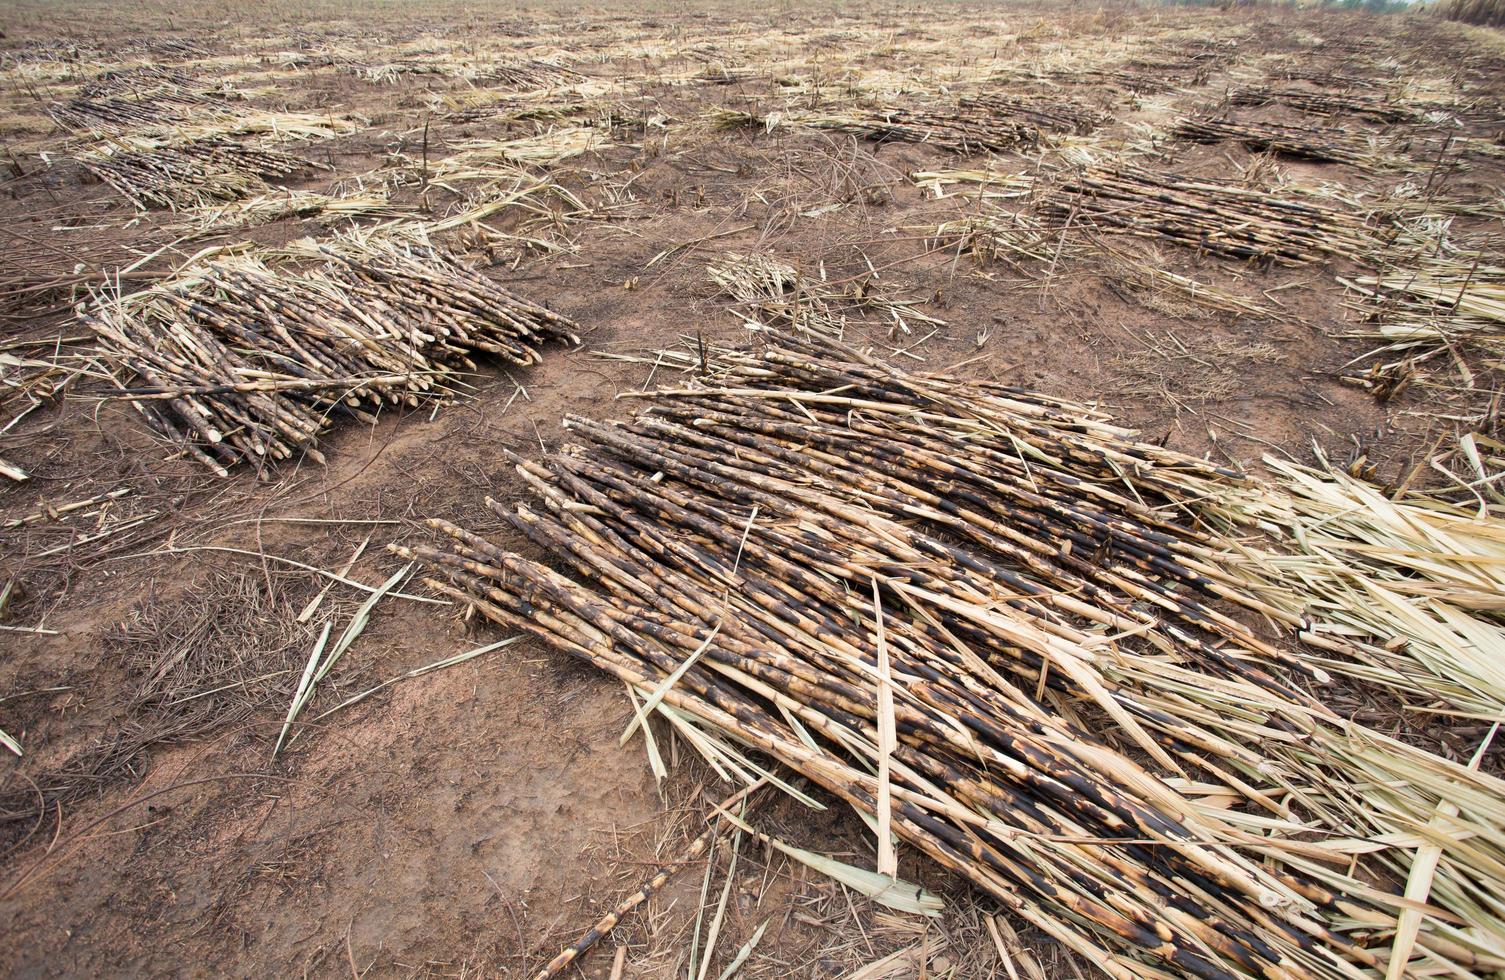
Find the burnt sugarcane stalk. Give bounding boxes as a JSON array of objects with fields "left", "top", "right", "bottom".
[
  {"left": 404, "top": 330, "right": 1505, "bottom": 979},
  {"left": 88, "top": 234, "right": 580, "bottom": 475}
]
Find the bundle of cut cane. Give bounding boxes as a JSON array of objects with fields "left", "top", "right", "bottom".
[
  {"left": 80, "top": 65, "right": 202, "bottom": 98},
  {"left": 180, "top": 187, "right": 414, "bottom": 232},
  {"left": 87, "top": 232, "right": 579, "bottom": 475},
  {"left": 1045, "top": 66, "right": 1180, "bottom": 94},
  {"left": 79, "top": 136, "right": 320, "bottom": 211},
  {"left": 806, "top": 103, "right": 1039, "bottom": 154},
  {"left": 1172, "top": 116, "right": 1398, "bottom": 169},
  {"left": 1043, "top": 163, "right": 1373, "bottom": 264},
  {"left": 344, "top": 58, "right": 576, "bottom": 87},
  {"left": 1228, "top": 87, "right": 1420, "bottom": 124},
  {"left": 407, "top": 330, "right": 1505, "bottom": 979},
  {"left": 955, "top": 93, "right": 1111, "bottom": 137},
  {"left": 49, "top": 91, "right": 237, "bottom": 134},
  {"left": 121, "top": 36, "right": 205, "bottom": 59}
]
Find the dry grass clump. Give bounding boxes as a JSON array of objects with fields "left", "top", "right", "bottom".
[
  {"left": 342, "top": 56, "right": 577, "bottom": 87},
  {"left": 707, "top": 253, "right": 943, "bottom": 339},
  {"left": 1107, "top": 246, "right": 1280, "bottom": 320},
  {"left": 708, "top": 252, "right": 846, "bottom": 335},
  {"left": 1338, "top": 218, "right": 1505, "bottom": 394},
  {"left": 804, "top": 103, "right": 1040, "bottom": 155},
  {"left": 1199, "top": 456, "right": 1505, "bottom": 717},
  {"left": 431, "top": 127, "right": 609, "bottom": 185}
]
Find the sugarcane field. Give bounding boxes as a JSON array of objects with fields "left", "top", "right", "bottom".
[{"left": 4, "top": 0, "right": 1505, "bottom": 974}]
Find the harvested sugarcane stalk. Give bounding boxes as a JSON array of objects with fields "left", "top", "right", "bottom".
[
  {"left": 1228, "top": 86, "right": 1421, "bottom": 123},
  {"left": 806, "top": 102, "right": 1040, "bottom": 154},
  {"left": 343, "top": 57, "right": 577, "bottom": 87},
  {"left": 1172, "top": 116, "right": 1400, "bottom": 169},
  {"left": 87, "top": 230, "right": 580, "bottom": 475},
  {"left": 406, "top": 329, "right": 1505, "bottom": 980},
  {"left": 533, "top": 783, "right": 764, "bottom": 979},
  {"left": 79, "top": 136, "right": 321, "bottom": 211},
  {"left": 1043, "top": 162, "right": 1374, "bottom": 264},
  {"left": 48, "top": 90, "right": 236, "bottom": 134},
  {"left": 957, "top": 93, "right": 1111, "bottom": 136},
  {"left": 533, "top": 827, "right": 716, "bottom": 979}
]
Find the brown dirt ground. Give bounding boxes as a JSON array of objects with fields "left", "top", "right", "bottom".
[{"left": 1, "top": 1, "right": 1502, "bottom": 977}]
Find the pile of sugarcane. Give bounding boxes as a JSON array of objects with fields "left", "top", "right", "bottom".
[
  {"left": 49, "top": 91, "right": 236, "bottom": 134},
  {"left": 1043, "top": 163, "right": 1373, "bottom": 264},
  {"left": 180, "top": 187, "right": 414, "bottom": 232},
  {"left": 121, "top": 36, "right": 206, "bottom": 59},
  {"left": 78, "top": 137, "right": 319, "bottom": 210},
  {"left": 80, "top": 65, "right": 203, "bottom": 97},
  {"left": 697, "top": 64, "right": 763, "bottom": 85},
  {"left": 405, "top": 330, "right": 1505, "bottom": 979},
  {"left": 807, "top": 103, "right": 1038, "bottom": 154},
  {"left": 87, "top": 232, "right": 579, "bottom": 475},
  {"left": 1172, "top": 116, "right": 1395, "bottom": 169},
  {"left": 1228, "top": 86, "right": 1420, "bottom": 123},
  {"left": 1274, "top": 65, "right": 1386, "bottom": 90},
  {"left": 956, "top": 93, "right": 1110, "bottom": 137},
  {"left": 343, "top": 58, "right": 576, "bottom": 87},
  {"left": 0, "top": 39, "right": 83, "bottom": 66},
  {"left": 1045, "top": 66, "right": 1179, "bottom": 94}
]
